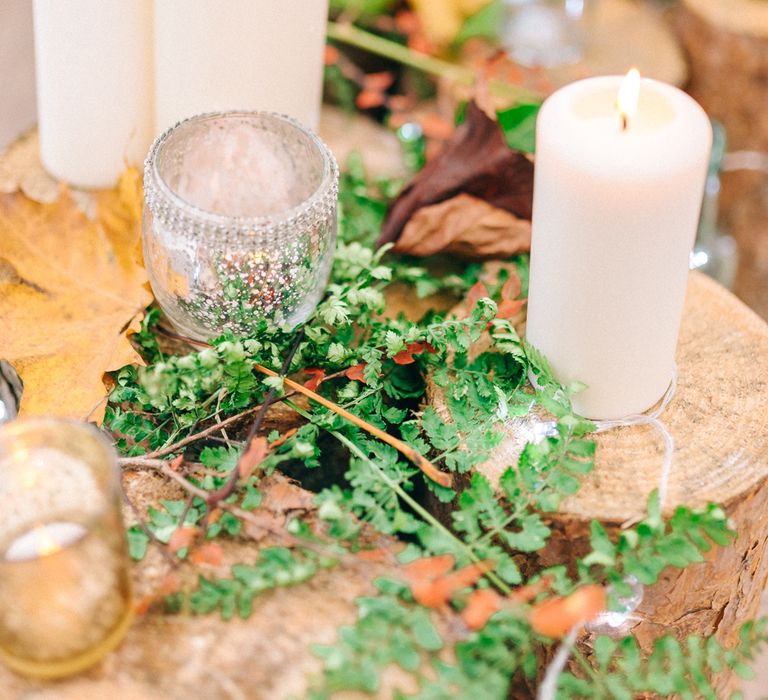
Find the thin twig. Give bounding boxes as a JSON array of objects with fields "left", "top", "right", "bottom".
[
  {"left": 206, "top": 329, "right": 306, "bottom": 505},
  {"left": 177, "top": 493, "right": 197, "bottom": 532},
  {"left": 152, "top": 326, "right": 452, "bottom": 487},
  {"left": 255, "top": 363, "right": 452, "bottom": 487},
  {"left": 137, "top": 368, "right": 347, "bottom": 461},
  {"left": 121, "top": 457, "right": 300, "bottom": 546}
]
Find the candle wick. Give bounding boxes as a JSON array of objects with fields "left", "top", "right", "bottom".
[{"left": 621, "top": 114, "right": 628, "bottom": 132}]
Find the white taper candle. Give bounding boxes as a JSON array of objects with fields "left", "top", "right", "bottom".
[{"left": 526, "top": 74, "right": 712, "bottom": 419}]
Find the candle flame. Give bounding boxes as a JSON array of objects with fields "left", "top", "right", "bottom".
[
  {"left": 617, "top": 68, "right": 641, "bottom": 130},
  {"left": 34, "top": 524, "right": 62, "bottom": 557}
]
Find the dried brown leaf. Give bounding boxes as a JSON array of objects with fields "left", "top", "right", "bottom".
[
  {"left": 395, "top": 193, "right": 531, "bottom": 259},
  {"left": 0, "top": 165, "right": 151, "bottom": 422},
  {"left": 379, "top": 100, "right": 534, "bottom": 253},
  {"left": 168, "top": 526, "right": 198, "bottom": 553},
  {"left": 189, "top": 542, "right": 225, "bottom": 567},
  {"left": 238, "top": 436, "right": 269, "bottom": 479}
]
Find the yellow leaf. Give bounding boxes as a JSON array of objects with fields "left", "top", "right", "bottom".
[
  {"left": 410, "top": 0, "right": 493, "bottom": 47},
  {"left": 0, "top": 169, "right": 152, "bottom": 423}
]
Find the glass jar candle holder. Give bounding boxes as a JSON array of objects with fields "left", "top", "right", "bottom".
[
  {"left": 0, "top": 418, "right": 132, "bottom": 679},
  {"left": 503, "top": 0, "right": 587, "bottom": 68},
  {"left": 143, "top": 111, "right": 339, "bottom": 340}
]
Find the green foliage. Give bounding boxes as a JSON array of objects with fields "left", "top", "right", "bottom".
[
  {"left": 109, "top": 155, "right": 764, "bottom": 699},
  {"left": 497, "top": 102, "right": 540, "bottom": 154},
  {"left": 558, "top": 619, "right": 768, "bottom": 699},
  {"left": 172, "top": 548, "right": 330, "bottom": 620},
  {"left": 454, "top": 0, "right": 504, "bottom": 46},
  {"left": 309, "top": 582, "right": 538, "bottom": 700},
  {"left": 582, "top": 493, "right": 734, "bottom": 588},
  {"left": 311, "top": 586, "right": 444, "bottom": 696}
]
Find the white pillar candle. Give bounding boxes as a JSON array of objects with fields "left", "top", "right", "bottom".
[
  {"left": 153, "top": 0, "right": 329, "bottom": 135},
  {"left": 32, "top": 0, "right": 154, "bottom": 189},
  {"left": 526, "top": 72, "right": 712, "bottom": 419}
]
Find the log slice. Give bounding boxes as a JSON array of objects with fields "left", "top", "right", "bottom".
[{"left": 429, "top": 271, "right": 768, "bottom": 695}]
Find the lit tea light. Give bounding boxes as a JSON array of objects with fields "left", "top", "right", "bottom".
[
  {"left": 4, "top": 522, "right": 87, "bottom": 561},
  {"left": 616, "top": 67, "right": 641, "bottom": 130},
  {"left": 0, "top": 419, "right": 133, "bottom": 680}
]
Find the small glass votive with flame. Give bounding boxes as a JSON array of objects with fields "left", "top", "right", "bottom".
[{"left": 0, "top": 418, "right": 132, "bottom": 679}]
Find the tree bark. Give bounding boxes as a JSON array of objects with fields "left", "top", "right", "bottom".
[{"left": 676, "top": 0, "right": 768, "bottom": 321}]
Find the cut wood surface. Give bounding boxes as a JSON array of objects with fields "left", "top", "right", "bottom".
[
  {"left": 0, "top": 471, "right": 448, "bottom": 700},
  {"left": 429, "top": 269, "right": 768, "bottom": 695}
]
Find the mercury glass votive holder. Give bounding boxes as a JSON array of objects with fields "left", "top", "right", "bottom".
[
  {"left": 143, "top": 111, "right": 339, "bottom": 340},
  {"left": 0, "top": 418, "right": 133, "bottom": 679}
]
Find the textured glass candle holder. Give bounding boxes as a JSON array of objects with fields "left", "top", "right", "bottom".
[
  {"left": 503, "top": 0, "right": 587, "bottom": 68},
  {"left": 0, "top": 418, "right": 132, "bottom": 679},
  {"left": 143, "top": 111, "right": 339, "bottom": 340}
]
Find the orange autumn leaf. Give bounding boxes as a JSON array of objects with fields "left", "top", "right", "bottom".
[
  {"left": 345, "top": 362, "right": 367, "bottom": 383},
  {"left": 356, "top": 89, "right": 387, "bottom": 110},
  {"left": 0, "top": 164, "right": 151, "bottom": 423},
  {"left": 168, "top": 526, "right": 198, "bottom": 553},
  {"left": 392, "top": 341, "right": 436, "bottom": 365},
  {"left": 402, "top": 554, "right": 456, "bottom": 582},
  {"left": 404, "top": 556, "right": 495, "bottom": 608},
  {"left": 159, "top": 572, "right": 182, "bottom": 596},
  {"left": 238, "top": 436, "right": 269, "bottom": 479},
  {"left": 189, "top": 542, "right": 225, "bottom": 567},
  {"left": 496, "top": 299, "right": 525, "bottom": 319},
  {"left": 496, "top": 271, "right": 525, "bottom": 318},
  {"left": 529, "top": 585, "right": 607, "bottom": 638},
  {"left": 466, "top": 281, "right": 491, "bottom": 310},
  {"left": 508, "top": 576, "right": 553, "bottom": 604},
  {"left": 304, "top": 368, "right": 326, "bottom": 392},
  {"left": 134, "top": 594, "right": 155, "bottom": 617},
  {"left": 419, "top": 113, "right": 454, "bottom": 141},
  {"left": 324, "top": 44, "right": 340, "bottom": 65},
  {"left": 439, "top": 560, "right": 495, "bottom": 591},
  {"left": 395, "top": 9, "right": 420, "bottom": 34},
  {"left": 135, "top": 572, "right": 181, "bottom": 616},
  {"left": 462, "top": 588, "right": 502, "bottom": 630},
  {"left": 356, "top": 547, "right": 394, "bottom": 563},
  {"left": 269, "top": 427, "right": 297, "bottom": 449},
  {"left": 501, "top": 272, "right": 522, "bottom": 301},
  {"left": 363, "top": 72, "right": 395, "bottom": 92},
  {"left": 169, "top": 454, "right": 184, "bottom": 472}
]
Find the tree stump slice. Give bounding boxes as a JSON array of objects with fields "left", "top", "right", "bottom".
[
  {"left": 0, "top": 471, "right": 451, "bottom": 700},
  {"left": 676, "top": 0, "right": 768, "bottom": 321},
  {"left": 430, "top": 271, "right": 768, "bottom": 695}
]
